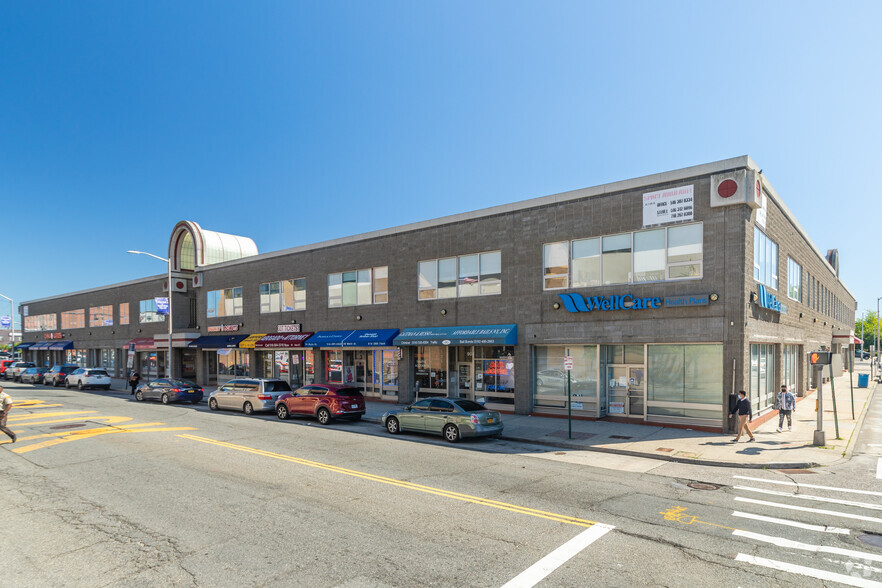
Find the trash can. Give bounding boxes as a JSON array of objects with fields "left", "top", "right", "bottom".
[{"left": 858, "top": 373, "right": 869, "bottom": 388}]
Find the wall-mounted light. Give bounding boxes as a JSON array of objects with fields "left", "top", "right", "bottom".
[
  {"left": 138, "top": 328, "right": 142, "bottom": 333},
  {"left": 440, "top": 309, "right": 447, "bottom": 315},
  {"left": 356, "top": 315, "right": 362, "bottom": 321},
  {"left": 239, "top": 322, "right": 244, "bottom": 327},
  {"left": 553, "top": 302, "right": 561, "bottom": 310},
  {"left": 709, "top": 293, "right": 719, "bottom": 302},
  {"left": 749, "top": 292, "right": 758, "bottom": 303},
  {"left": 824, "top": 321, "right": 827, "bottom": 326},
  {"left": 813, "top": 318, "right": 817, "bottom": 323}
]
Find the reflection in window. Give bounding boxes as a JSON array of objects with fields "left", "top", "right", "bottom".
[
  {"left": 633, "top": 229, "right": 665, "bottom": 283},
  {"left": 89, "top": 305, "right": 113, "bottom": 327},
  {"left": 571, "top": 238, "right": 600, "bottom": 288},
  {"left": 328, "top": 267, "right": 388, "bottom": 307},
  {"left": 543, "top": 243, "right": 568, "bottom": 289},
  {"left": 753, "top": 227, "right": 778, "bottom": 290},
  {"left": 139, "top": 299, "right": 166, "bottom": 323},
  {"left": 119, "top": 303, "right": 129, "bottom": 325},
  {"left": 418, "top": 252, "right": 502, "bottom": 300},
  {"left": 206, "top": 288, "right": 243, "bottom": 318},
  {"left": 260, "top": 279, "right": 306, "bottom": 313},
  {"left": 61, "top": 309, "right": 86, "bottom": 329},
  {"left": 787, "top": 257, "right": 802, "bottom": 301},
  {"left": 602, "top": 233, "right": 632, "bottom": 285}
]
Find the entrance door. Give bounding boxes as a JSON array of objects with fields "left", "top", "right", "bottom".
[
  {"left": 606, "top": 365, "right": 644, "bottom": 417},
  {"left": 457, "top": 363, "right": 472, "bottom": 399},
  {"left": 628, "top": 367, "right": 644, "bottom": 416}
]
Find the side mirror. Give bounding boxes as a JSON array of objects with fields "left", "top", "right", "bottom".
[{"left": 406, "top": 406, "right": 413, "bottom": 412}]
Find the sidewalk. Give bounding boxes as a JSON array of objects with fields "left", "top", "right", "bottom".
[{"left": 109, "top": 364, "right": 877, "bottom": 469}]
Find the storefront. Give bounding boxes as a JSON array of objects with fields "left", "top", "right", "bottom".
[
  {"left": 305, "top": 329, "right": 400, "bottom": 399},
  {"left": 252, "top": 332, "right": 315, "bottom": 388},
  {"left": 124, "top": 338, "right": 163, "bottom": 380},
  {"left": 187, "top": 334, "right": 249, "bottom": 385},
  {"left": 393, "top": 325, "right": 517, "bottom": 410}
]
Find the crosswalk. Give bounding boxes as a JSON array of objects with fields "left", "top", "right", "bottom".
[{"left": 728, "top": 474, "right": 882, "bottom": 586}]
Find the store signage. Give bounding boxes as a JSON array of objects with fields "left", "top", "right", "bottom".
[
  {"left": 43, "top": 332, "right": 63, "bottom": 340},
  {"left": 155, "top": 297, "right": 170, "bottom": 315},
  {"left": 755, "top": 284, "right": 786, "bottom": 313},
  {"left": 643, "top": 185, "right": 694, "bottom": 227},
  {"left": 0, "top": 316, "right": 10, "bottom": 328},
  {"left": 663, "top": 294, "right": 709, "bottom": 307},
  {"left": 207, "top": 324, "right": 240, "bottom": 332},
  {"left": 558, "top": 293, "right": 661, "bottom": 313},
  {"left": 277, "top": 323, "right": 302, "bottom": 333},
  {"left": 609, "top": 402, "right": 625, "bottom": 414}
]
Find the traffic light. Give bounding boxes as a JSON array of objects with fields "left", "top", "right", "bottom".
[{"left": 810, "top": 351, "right": 832, "bottom": 365}]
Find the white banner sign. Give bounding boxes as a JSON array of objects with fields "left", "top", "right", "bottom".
[{"left": 643, "top": 185, "right": 694, "bottom": 227}]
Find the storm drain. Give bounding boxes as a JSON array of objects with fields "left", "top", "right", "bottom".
[
  {"left": 777, "top": 468, "right": 816, "bottom": 475},
  {"left": 50, "top": 423, "right": 87, "bottom": 430},
  {"left": 687, "top": 482, "right": 720, "bottom": 491},
  {"left": 857, "top": 533, "right": 882, "bottom": 548}
]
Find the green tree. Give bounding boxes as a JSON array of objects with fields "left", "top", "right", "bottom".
[{"left": 855, "top": 312, "right": 879, "bottom": 351}]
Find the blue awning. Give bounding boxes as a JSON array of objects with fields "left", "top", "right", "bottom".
[
  {"left": 304, "top": 329, "right": 400, "bottom": 348},
  {"left": 49, "top": 340, "right": 74, "bottom": 351},
  {"left": 393, "top": 324, "right": 517, "bottom": 346},
  {"left": 31, "top": 342, "right": 52, "bottom": 350},
  {"left": 15, "top": 342, "right": 35, "bottom": 349},
  {"left": 188, "top": 335, "right": 248, "bottom": 348}
]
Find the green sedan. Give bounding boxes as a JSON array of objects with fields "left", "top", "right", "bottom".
[{"left": 382, "top": 397, "right": 503, "bottom": 443}]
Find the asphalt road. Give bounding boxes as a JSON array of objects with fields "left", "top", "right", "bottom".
[{"left": 2, "top": 380, "right": 882, "bottom": 587}]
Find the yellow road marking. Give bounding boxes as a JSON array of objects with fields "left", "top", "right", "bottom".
[
  {"left": 660, "top": 506, "right": 737, "bottom": 531},
  {"left": 179, "top": 434, "right": 599, "bottom": 528},
  {"left": 12, "top": 424, "right": 197, "bottom": 454},
  {"left": 13, "top": 402, "right": 64, "bottom": 408},
  {"left": 9, "top": 416, "right": 133, "bottom": 428},
  {"left": 9, "top": 411, "right": 98, "bottom": 421}
]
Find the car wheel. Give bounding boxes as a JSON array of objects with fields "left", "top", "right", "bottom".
[
  {"left": 243, "top": 402, "right": 254, "bottom": 415},
  {"left": 209, "top": 398, "right": 219, "bottom": 411},
  {"left": 536, "top": 378, "right": 544, "bottom": 387},
  {"left": 135, "top": 390, "right": 144, "bottom": 401},
  {"left": 65, "top": 379, "right": 71, "bottom": 389},
  {"left": 77, "top": 381, "right": 84, "bottom": 391},
  {"left": 385, "top": 416, "right": 400, "bottom": 434},
  {"left": 161, "top": 393, "right": 169, "bottom": 405},
  {"left": 316, "top": 407, "right": 331, "bottom": 425},
  {"left": 276, "top": 404, "right": 289, "bottom": 420},
  {"left": 443, "top": 424, "right": 460, "bottom": 443}
]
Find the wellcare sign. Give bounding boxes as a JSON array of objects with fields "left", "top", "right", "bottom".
[{"left": 558, "top": 293, "right": 661, "bottom": 313}]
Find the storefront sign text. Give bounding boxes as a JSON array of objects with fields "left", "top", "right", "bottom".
[
  {"left": 43, "top": 332, "right": 63, "bottom": 340},
  {"left": 663, "top": 294, "right": 709, "bottom": 307},
  {"left": 558, "top": 293, "right": 661, "bottom": 313},
  {"left": 643, "top": 185, "right": 694, "bottom": 227},
  {"left": 277, "top": 323, "right": 301, "bottom": 333},
  {"left": 207, "top": 324, "right": 240, "bottom": 332},
  {"left": 756, "top": 284, "right": 786, "bottom": 313}
]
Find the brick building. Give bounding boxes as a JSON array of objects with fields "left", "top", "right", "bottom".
[{"left": 18, "top": 156, "right": 856, "bottom": 431}]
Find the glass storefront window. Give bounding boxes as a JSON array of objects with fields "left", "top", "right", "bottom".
[
  {"left": 100, "top": 349, "right": 115, "bottom": 371},
  {"left": 534, "top": 345, "right": 598, "bottom": 413},
  {"left": 473, "top": 346, "right": 514, "bottom": 406},
  {"left": 325, "top": 350, "right": 343, "bottom": 383},
  {"left": 647, "top": 344, "right": 723, "bottom": 420},
  {"left": 415, "top": 346, "right": 448, "bottom": 395},
  {"left": 217, "top": 349, "right": 250, "bottom": 383},
  {"left": 749, "top": 343, "right": 776, "bottom": 412},
  {"left": 382, "top": 350, "right": 398, "bottom": 391}
]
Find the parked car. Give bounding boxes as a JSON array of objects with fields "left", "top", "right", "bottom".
[
  {"left": 135, "top": 378, "right": 204, "bottom": 404},
  {"left": 7, "top": 362, "right": 36, "bottom": 381},
  {"left": 65, "top": 368, "right": 112, "bottom": 390},
  {"left": 43, "top": 365, "right": 80, "bottom": 387},
  {"left": 0, "top": 359, "right": 18, "bottom": 378},
  {"left": 208, "top": 378, "right": 292, "bottom": 414},
  {"left": 855, "top": 350, "right": 870, "bottom": 360},
  {"left": 382, "top": 397, "right": 503, "bottom": 443},
  {"left": 275, "top": 383, "right": 365, "bottom": 424},
  {"left": 19, "top": 366, "right": 50, "bottom": 384}
]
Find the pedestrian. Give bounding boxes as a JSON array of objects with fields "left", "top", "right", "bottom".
[
  {"left": 730, "top": 389, "right": 755, "bottom": 442},
  {"left": 775, "top": 384, "right": 796, "bottom": 432},
  {"left": 128, "top": 370, "right": 140, "bottom": 395},
  {"left": 0, "top": 384, "right": 16, "bottom": 443}
]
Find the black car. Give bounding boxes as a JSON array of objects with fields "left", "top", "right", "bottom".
[
  {"left": 135, "top": 378, "right": 204, "bottom": 404},
  {"left": 20, "top": 367, "right": 50, "bottom": 384},
  {"left": 44, "top": 365, "right": 80, "bottom": 387}
]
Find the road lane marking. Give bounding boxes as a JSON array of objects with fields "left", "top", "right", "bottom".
[
  {"left": 877, "top": 458, "right": 882, "bottom": 480},
  {"left": 500, "top": 524, "right": 614, "bottom": 588},
  {"left": 179, "top": 434, "right": 603, "bottom": 528},
  {"left": 734, "top": 475, "right": 882, "bottom": 497},
  {"left": 734, "top": 529, "right": 882, "bottom": 562},
  {"left": 8, "top": 411, "right": 98, "bottom": 421},
  {"left": 734, "top": 485, "right": 882, "bottom": 511},
  {"left": 734, "top": 497, "right": 882, "bottom": 524},
  {"left": 732, "top": 511, "right": 850, "bottom": 534},
  {"left": 11, "top": 424, "right": 196, "bottom": 453},
  {"left": 735, "top": 554, "right": 882, "bottom": 587},
  {"left": 13, "top": 403, "right": 64, "bottom": 409},
  {"left": 9, "top": 416, "right": 133, "bottom": 427}
]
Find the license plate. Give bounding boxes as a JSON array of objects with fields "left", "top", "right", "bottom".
[{"left": 487, "top": 418, "right": 494, "bottom": 423}]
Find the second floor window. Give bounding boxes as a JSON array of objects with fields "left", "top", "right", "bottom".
[
  {"left": 328, "top": 267, "right": 388, "bottom": 307},
  {"left": 207, "top": 287, "right": 243, "bottom": 318},
  {"left": 260, "top": 279, "right": 306, "bottom": 313},
  {"left": 61, "top": 309, "right": 85, "bottom": 329},
  {"left": 753, "top": 227, "right": 779, "bottom": 290},
  {"left": 89, "top": 305, "right": 113, "bottom": 327},
  {"left": 139, "top": 299, "right": 166, "bottom": 323},
  {"left": 787, "top": 258, "right": 802, "bottom": 302},
  {"left": 418, "top": 252, "right": 501, "bottom": 300}
]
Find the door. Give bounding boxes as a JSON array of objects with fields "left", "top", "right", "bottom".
[
  {"left": 399, "top": 399, "right": 431, "bottom": 431},
  {"left": 457, "top": 363, "right": 472, "bottom": 399},
  {"left": 606, "top": 366, "right": 629, "bottom": 416},
  {"left": 424, "top": 399, "right": 454, "bottom": 433},
  {"left": 627, "top": 367, "right": 644, "bottom": 416}
]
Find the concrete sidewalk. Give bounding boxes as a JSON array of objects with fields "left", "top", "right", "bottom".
[{"left": 108, "top": 364, "right": 877, "bottom": 469}]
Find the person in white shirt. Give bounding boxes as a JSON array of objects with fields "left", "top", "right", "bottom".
[{"left": 0, "top": 385, "right": 16, "bottom": 443}]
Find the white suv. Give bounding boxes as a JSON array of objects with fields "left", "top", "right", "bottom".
[{"left": 66, "top": 368, "right": 112, "bottom": 390}]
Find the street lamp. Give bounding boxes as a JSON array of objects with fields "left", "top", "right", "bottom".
[
  {"left": 127, "top": 250, "right": 173, "bottom": 378},
  {"left": 0, "top": 292, "right": 13, "bottom": 352}
]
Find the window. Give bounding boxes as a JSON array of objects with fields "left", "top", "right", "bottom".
[
  {"left": 139, "top": 299, "right": 166, "bottom": 323},
  {"left": 328, "top": 267, "right": 388, "bottom": 308},
  {"left": 647, "top": 344, "right": 723, "bottom": 421},
  {"left": 753, "top": 227, "right": 779, "bottom": 289},
  {"left": 119, "top": 303, "right": 130, "bottom": 325},
  {"left": 89, "top": 305, "right": 113, "bottom": 327},
  {"left": 543, "top": 223, "right": 703, "bottom": 290},
  {"left": 24, "top": 314, "right": 56, "bottom": 332},
  {"left": 418, "top": 252, "right": 502, "bottom": 300},
  {"left": 61, "top": 309, "right": 85, "bottom": 329},
  {"left": 207, "top": 287, "right": 243, "bottom": 318},
  {"left": 260, "top": 279, "right": 306, "bottom": 313},
  {"left": 787, "top": 258, "right": 802, "bottom": 302}
]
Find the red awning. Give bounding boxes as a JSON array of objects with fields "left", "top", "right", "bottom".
[
  {"left": 854, "top": 335, "right": 864, "bottom": 345},
  {"left": 125, "top": 338, "right": 156, "bottom": 350},
  {"left": 253, "top": 332, "right": 314, "bottom": 349}
]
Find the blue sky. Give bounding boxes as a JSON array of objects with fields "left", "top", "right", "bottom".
[{"left": 2, "top": 1, "right": 880, "bottom": 326}]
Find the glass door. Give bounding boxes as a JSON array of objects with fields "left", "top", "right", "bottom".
[
  {"left": 628, "top": 367, "right": 644, "bottom": 416},
  {"left": 606, "top": 366, "right": 629, "bottom": 416},
  {"left": 457, "top": 362, "right": 472, "bottom": 399}
]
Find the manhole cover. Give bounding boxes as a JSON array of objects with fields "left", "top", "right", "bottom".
[
  {"left": 687, "top": 482, "right": 719, "bottom": 491},
  {"left": 50, "top": 423, "right": 86, "bottom": 430},
  {"left": 857, "top": 533, "right": 882, "bottom": 548},
  {"left": 609, "top": 435, "right": 632, "bottom": 440}
]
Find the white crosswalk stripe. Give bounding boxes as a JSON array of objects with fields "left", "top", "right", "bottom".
[
  {"left": 733, "top": 475, "right": 882, "bottom": 497},
  {"left": 733, "top": 485, "right": 882, "bottom": 511},
  {"left": 731, "top": 511, "right": 850, "bottom": 534},
  {"left": 735, "top": 554, "right": 882, "bottom": 587}
]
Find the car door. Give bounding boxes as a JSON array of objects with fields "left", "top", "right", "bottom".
[
  {"left": 70, "top": 368, "right": 84, "bottom": 386},
  {"left": 148, "top": 379, "right": 167, "bottom": 401},
  {"left": 423, "top": 399, "right": 455, "bottom": 433},
  {"left": 215, "top": 382, "right": 234, "bottom": 408},
  {"left": 398, "top": 399, "right": 432, "bottom": 431},
  {"left": 288, "top": 385, "right": 315, "bottom": 415}
]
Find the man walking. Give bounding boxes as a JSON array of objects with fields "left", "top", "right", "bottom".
[
  {"left": 776, "top": 384, "right": 796, "bottom": 432},
  {"left": 0, "top": 385, "right": 16, "bottom": 443},
  {"left": 128, "top": 370, "right": 140, "bottom": 395},
  {"left": 730, "top": 389, "right": 755, "bottom": 442}
]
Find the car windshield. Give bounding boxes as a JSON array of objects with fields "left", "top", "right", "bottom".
[
  {"left": 452, "top": 399, "right": 487, "bottom": 412},
  {"left": 264, "top": 381, "right": 292, "bottom": 392},
  {"left": 168, "top": 379, "right": 197, "bottom": 387},
  {"left": 87, "top": 370, "right": 109, "bottom": 376},
  {"left": 334, "top": 387, "right": 362, "bottom": 397}
]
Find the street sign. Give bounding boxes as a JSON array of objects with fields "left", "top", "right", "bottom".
[
  {"left": 564, "top": 356, "right": 574, "bottom": 371},
  {"left": 0, "top": 316, "right": 10, "bottom": 328}
]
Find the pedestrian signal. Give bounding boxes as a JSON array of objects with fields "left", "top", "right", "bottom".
[{"left": 809, "top": 351, "right": 832, "bottom": 365}]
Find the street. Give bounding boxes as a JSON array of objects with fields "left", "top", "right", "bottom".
[{"left": 3, "top": 381, "right": 882, "bottom": 587}]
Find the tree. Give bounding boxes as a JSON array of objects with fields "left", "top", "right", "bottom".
[{"left": 855, "top": 312, "right": 879, "bottom": 351}]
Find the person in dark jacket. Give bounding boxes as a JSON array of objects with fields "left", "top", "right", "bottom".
[
  {"left": 128, "top": 370, "right": 140, "bottom": 395},
  {"left": 730, "top": 389, "right": 755, "bottom": 442}
]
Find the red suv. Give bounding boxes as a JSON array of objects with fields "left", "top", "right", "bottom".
[
  {"left": 0, "top": 359, "right": 16, "bottom": 377},
  {"left": 275, "top": 384, "right": 365, "bottom": 424}
]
